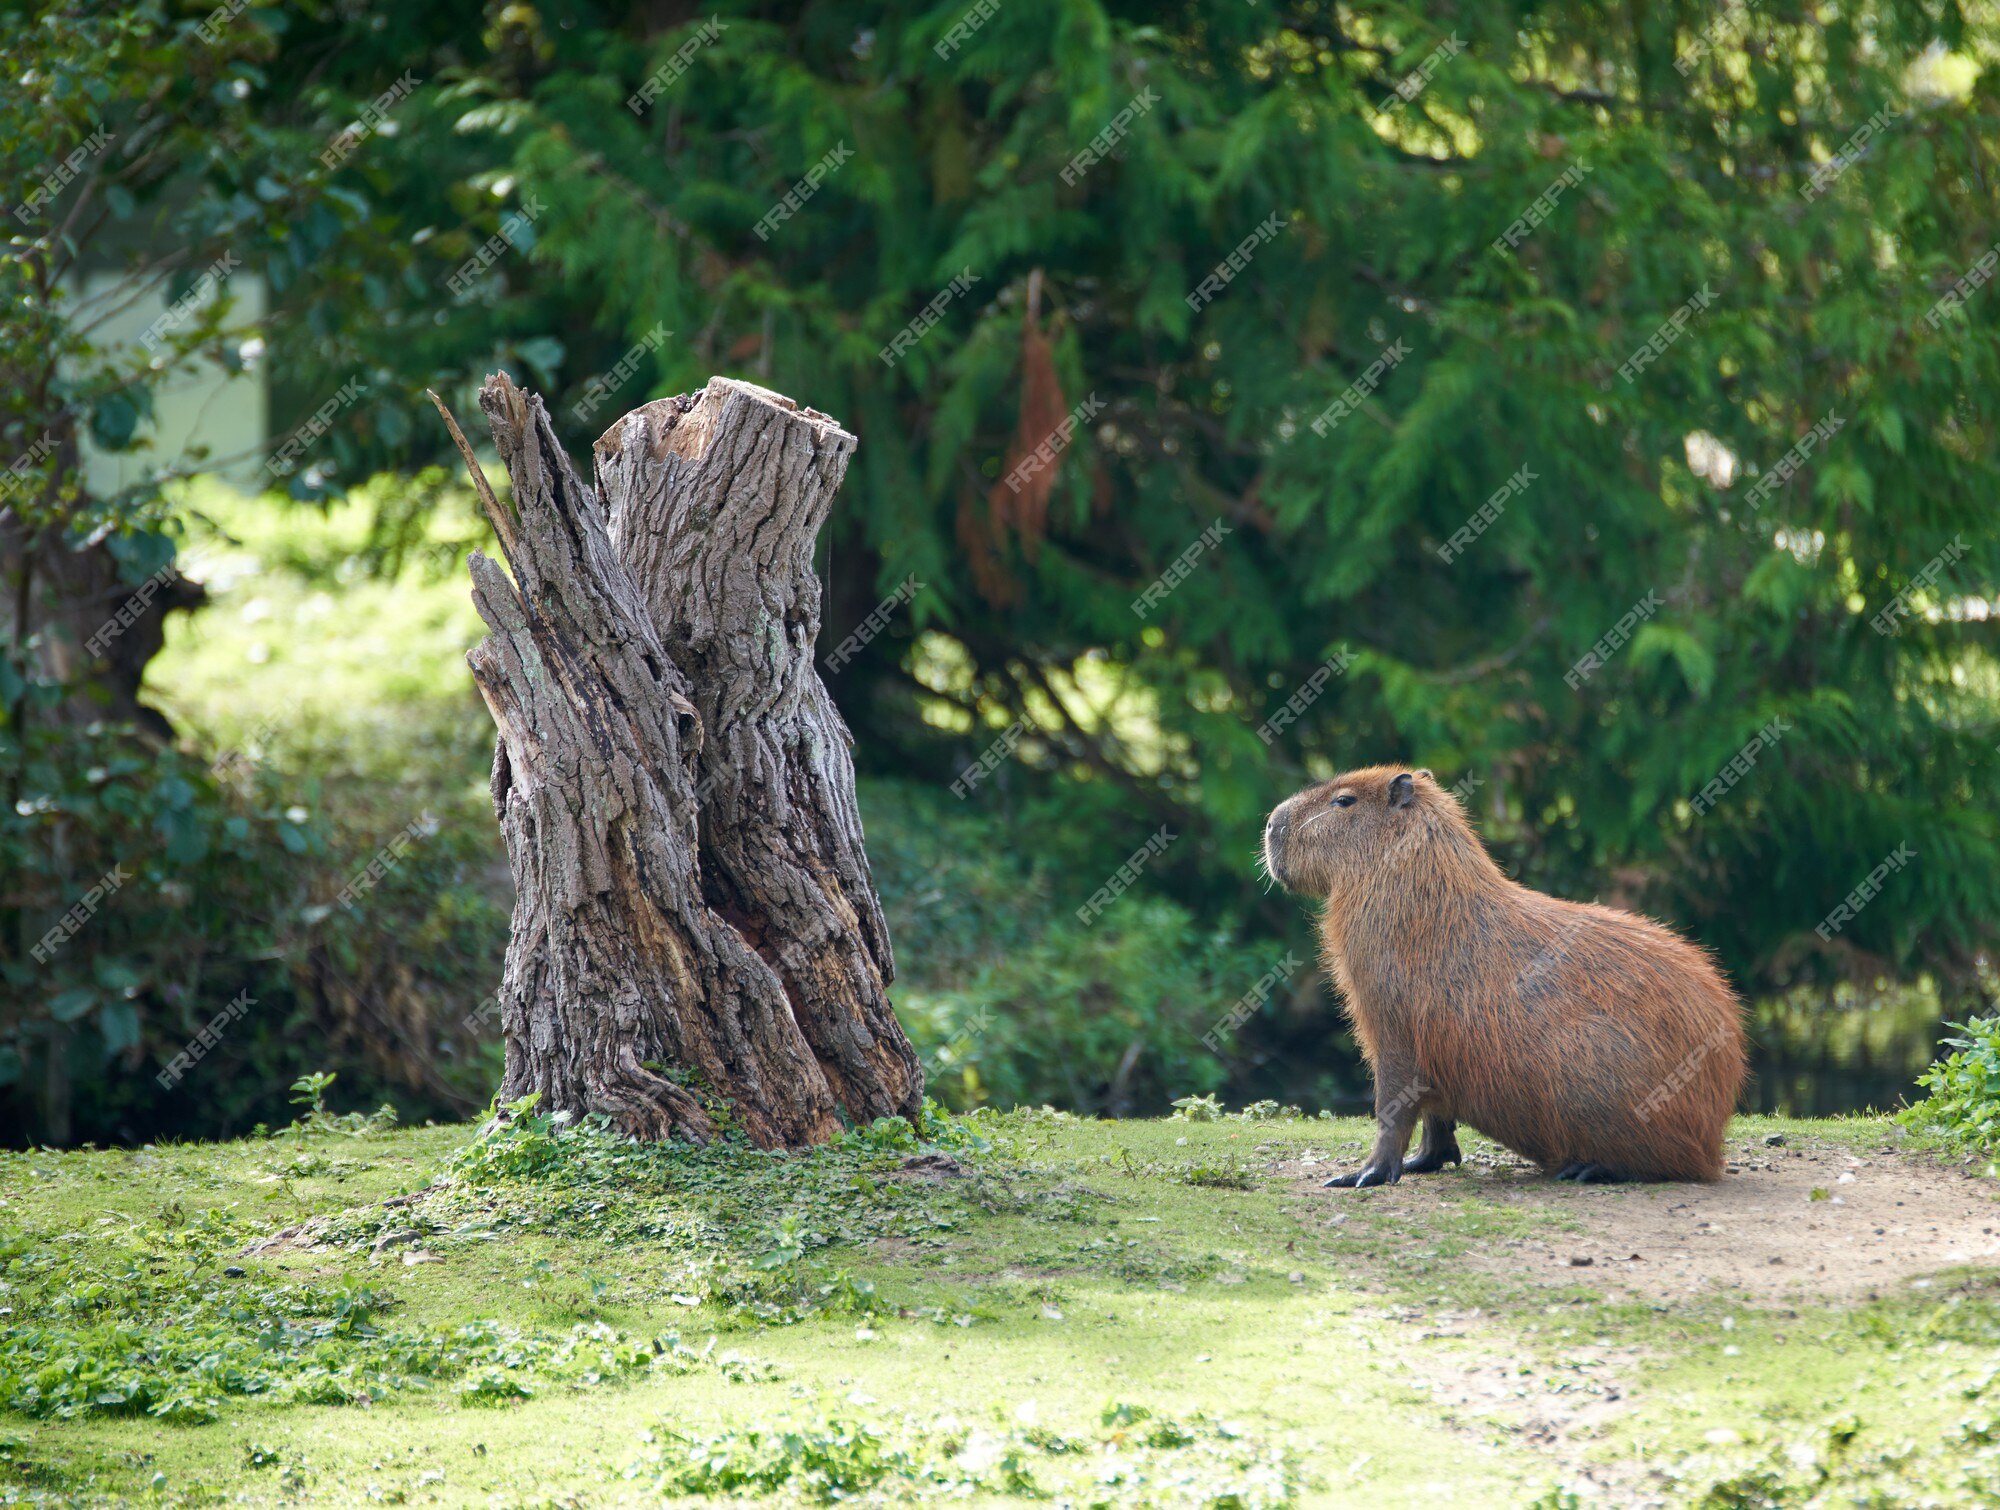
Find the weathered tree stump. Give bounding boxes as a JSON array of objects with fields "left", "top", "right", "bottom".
[
  {"left": 597, "top": 379, "right": 923, "bottom": 1124},
  {"left": 450, "top": 371, "right": 921, "bottom": 1148}
]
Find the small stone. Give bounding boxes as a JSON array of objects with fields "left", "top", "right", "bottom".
[
  {"left": 222, "top": 1265, "right": 245, "bottom": 1278},
  {"left": 1763, "top": 1133, "right": 1787, "bottom": 1147},
  {"left": 1568, "top": 1255, "right": 1593, "bottom": 1267}
]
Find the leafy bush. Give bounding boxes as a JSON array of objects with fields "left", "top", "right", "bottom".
[
  {"left": 1899, "top": 1014, "right": 2000, "bottom": 1151},
  {"left": 2, "top": 721, "right": 325, "bottom": 1143},
  {"left": 0, "top": 712, "right": 508, "bottom": 1146}
]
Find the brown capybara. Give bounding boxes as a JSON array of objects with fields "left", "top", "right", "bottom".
[{"left": 1262, "top": 766, "right": 1745, "bottom": 1186}]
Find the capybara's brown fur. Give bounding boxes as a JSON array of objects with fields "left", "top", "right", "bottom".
[{"left": 1263, "top": 766, "right": 1745, "bottom": 1185}]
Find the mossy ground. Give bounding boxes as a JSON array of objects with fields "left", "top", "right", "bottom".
[{"left": 3, "top": 1108, "right": 1998, "bottom": 1507}]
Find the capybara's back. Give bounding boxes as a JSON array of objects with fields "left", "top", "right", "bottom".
[
  {"left": 1262, "top": 766, "right": 1745, "bottom": 1184},
  {"left": 1415, "top": 891, "right": 1743, "bottom": 1179}
]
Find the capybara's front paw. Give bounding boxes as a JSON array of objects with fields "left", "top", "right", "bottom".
[{"left": 1323, "top": 1158, "right": 1402, "bottom": 1189}]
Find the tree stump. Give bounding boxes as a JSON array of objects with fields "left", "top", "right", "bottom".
[
  {"left": 453, "top": 372, "right": 921, "bottom": 1148},
  {"left": 597, "top": 379, "right": 923, "bottom": 1125}
]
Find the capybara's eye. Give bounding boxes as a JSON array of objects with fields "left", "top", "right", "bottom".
[{"left": 1331, "top": 794, "right": 1356, "bottom": 808}]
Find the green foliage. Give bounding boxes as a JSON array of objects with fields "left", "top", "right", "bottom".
[
  {"left": 1171, "top": 1095, "right": 1320, "bottom": 1124},
  {"left": 436, "top": 1101, "right": 1035, "bottom": 1327},
  {"left": 0, "top": 710, "right": 506, "bottom": 1145},
  {"left": 1, "top": 9, "right": 511, "bottom": 1147},
  {"left": 0, "top": 482, "right": 509, "bottom": 1150},
  {"left": 449, "top": 1094, "right": 569, "bottom": 1181},
  {"left": 638, "top": 1412, "right": 901, "bottom": 1500},
  {"left": 285, "top": 1071, "right": 398, "bottom": 1142},
  {"left": 0, "top": 723, "right": 324, "bottom": 1140},
  {"left": 631, "top": 1401, "right": 1298, "bottom": 1506},
  {"left": 0, "top": 1206, "right": 736, "bottom": 1424},
  {"left": 274, "top": 0, "right": 1997, "bottom": 1004},
  {"left": 1172, "top": 1156, "right": 1259, "bottom": 1191},
  {"left": 1900, "top": 1013, "right": 2000, "bottom": 1152},
  {"left": 1660, "top": 1411, "right": 1998, "bottom": 1509},
  {"left": 901, "top": 896, "right": 1253, "bottom": 1114},
  {"left": 2, "top": 2, "right": 283, "bottom": 532}
]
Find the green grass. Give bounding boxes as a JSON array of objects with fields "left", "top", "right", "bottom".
[{"left": 4, "top": 1109, "right": 1998, "bottom": 1508}]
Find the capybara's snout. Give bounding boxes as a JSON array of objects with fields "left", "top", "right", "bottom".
[{"left": 1262, "top": 797, "right": 1296, "bottom": 889}]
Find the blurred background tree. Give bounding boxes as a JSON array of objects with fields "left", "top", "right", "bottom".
[{"left": 4, "top": 0, "right": 1996, "bottom": 1145}]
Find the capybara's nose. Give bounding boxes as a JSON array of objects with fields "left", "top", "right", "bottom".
[{"left": 1264, "top": 801, "right": 1291, "bottom": 870}]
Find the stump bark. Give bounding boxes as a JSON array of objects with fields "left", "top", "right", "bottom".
[
  {"left": 596, "top": 380, "right": 923, "bottom": 1124},
  {"left": 455, "top": 371, "right": 921, "bottom": 1148}
]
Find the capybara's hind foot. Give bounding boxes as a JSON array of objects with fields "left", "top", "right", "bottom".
[
  {"left": 1403, "top": 1116, "right": 1461, "bottom": 1174},
  {"left": 1323, "top": 1158, "right": 1402, "bottom": 1189},
  {"left": 1402, "top": 1146, "right": 1461, "bottom": 1174},
  {"left": 1553, "top": 1160, "right": 1626, "bottom": 1184}
]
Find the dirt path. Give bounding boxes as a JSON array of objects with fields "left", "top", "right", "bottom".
[
  {"left": 1286, "top": 1129, "right": 2000, "bottom": 1304},
  {"left": 1483, "top": 1133, "right": 1997, "bottom": 1304},
  {"left": 1278, "top": 1133, "right": 1999, "bottom": 1505}
]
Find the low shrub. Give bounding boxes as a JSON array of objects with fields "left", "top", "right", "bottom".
[
  {"left": 1898, "top": 1012, "right": 2000, "bottom": 1152},
  {"left": 0, "top": 715, "right": 508, "bottom": 1146}
]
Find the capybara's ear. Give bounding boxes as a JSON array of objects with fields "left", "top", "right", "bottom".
[
  {"left": 1417, "top": 768, "right": 1434, "bottom": 781},
  {"left": 1389, "top": 772, "right": 1416, "bottom": 808}
]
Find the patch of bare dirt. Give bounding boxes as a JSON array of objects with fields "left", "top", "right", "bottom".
[
  {"left": 1399, "top": 1334, "right": 1651, "bottom": 1505},
  {"left": 1284, "top": 1132, "right": 2000, "bottom": 1304},
  {"left": 894, "top": 1152, "right": 969, "bottom": 1180}
]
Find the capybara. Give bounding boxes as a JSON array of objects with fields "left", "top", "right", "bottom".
[{"left": 1262, "top": 766, "right": 1745, "bottom": 1186}]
